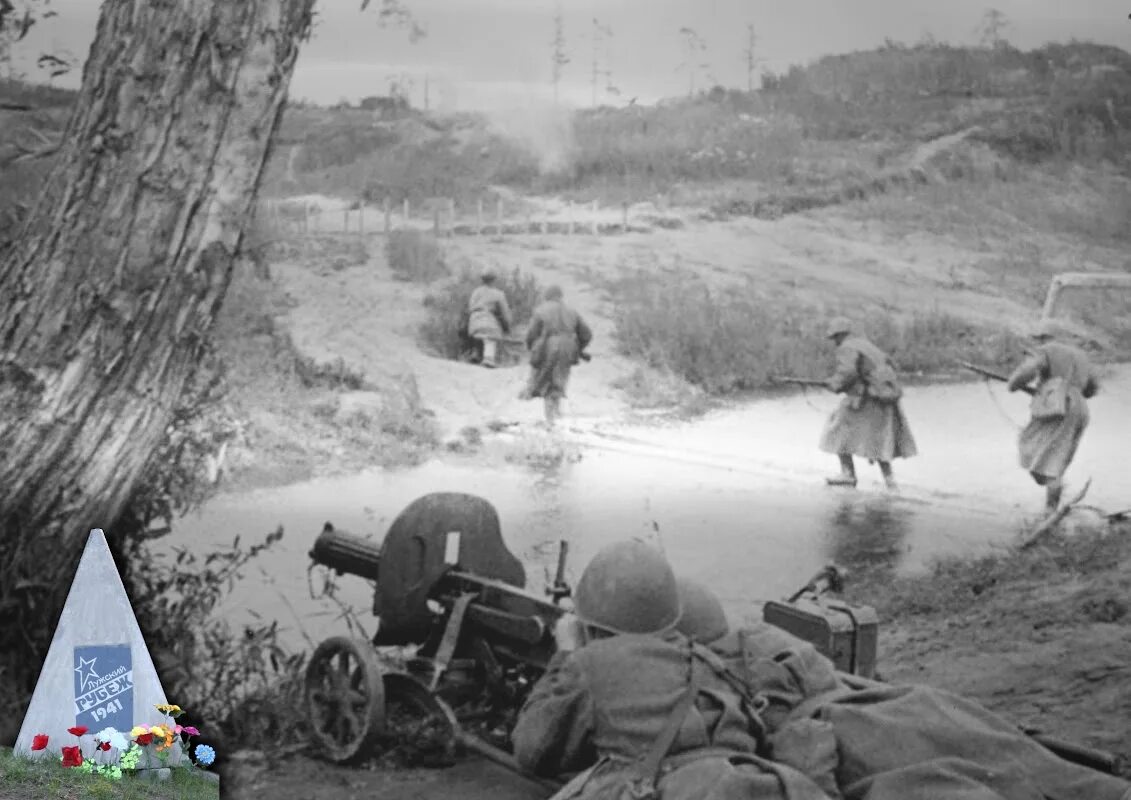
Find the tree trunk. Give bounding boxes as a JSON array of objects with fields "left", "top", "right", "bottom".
[{"left": 0, "top": 0, "right": 315, "bottom": 691}]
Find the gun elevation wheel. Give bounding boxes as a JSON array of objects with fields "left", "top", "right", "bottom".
[{"left": 305, "top": 636, "right": 386, "bottom": 763}]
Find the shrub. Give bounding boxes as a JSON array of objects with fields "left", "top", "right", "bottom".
[
  {"left": 418, "top": 266, "right": 542, "bottom": 360},
  {"left": 385, "top": 230, "right": 448, "bottom": 282},
  {"left": 611, "top": 270, "right": 1028, "bottom": 397}
]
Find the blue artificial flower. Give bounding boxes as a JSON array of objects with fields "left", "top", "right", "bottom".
[{"left": 194, "top": 743, "right": 216, "bottom": 766}]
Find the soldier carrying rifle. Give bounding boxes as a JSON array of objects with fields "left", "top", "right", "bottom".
[
  {"left": 816, "top": 317, "right": 917, "bottom": 490},
  {"left": 1006, "top": 319, "right": 1100, "bottom": 511}
]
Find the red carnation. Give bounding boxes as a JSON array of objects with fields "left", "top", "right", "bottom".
[
  {"left": 98, "top": 741, "right": 112, "bottom": 751},
  {"left": 67, "top": 726, "right": 88, "bottom": 737},
  {"left": 136, "top": 733, "right": 154, "bottom": 746},
  {"left": 61, "top": 745, "right": 83, "bottom": 767},
  {"left": 31, "top": 734, "right": 49, "bottom": 751}
]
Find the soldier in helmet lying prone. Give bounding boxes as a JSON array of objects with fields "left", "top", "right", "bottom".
[
  {"left": 511, "top": 540, "right": 836, "bottom": 800},
  {"left": 673, "top": 578, "right": 1131, "bottom": 800}
]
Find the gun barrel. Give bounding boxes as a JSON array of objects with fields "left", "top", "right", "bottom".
[{"left": 309, "top": 526, "right": 381, "bottom": 579}]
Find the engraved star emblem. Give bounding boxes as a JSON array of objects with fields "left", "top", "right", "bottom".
[{"left": 74, "top": 656, "right": 99, "bottom": 692}]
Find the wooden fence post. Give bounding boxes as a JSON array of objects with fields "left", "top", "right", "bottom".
[
  {"left": 591, "top": 199, "right": 599, "bottom": 235},
  {"left": 403, "top": 198, "right": 410, "bottom": 224},
  {"left": 358, "top": 204, "right": 365, "bottom": 236},
  {"left": 567, "top": 201, "right": 574, "bottom": 235},
  {"left": 383, "top": 197, "right": 391, "bottom": 234},
  {"left": 495, "top": 197, "right": 503, "bottom": 234},
  {"left": 622, "top": 201, "right": 629, "bottom": 231},
  {"left": 343, "top": 207, "right": 349, "bottom": 233},
  {"left": 448, "top": 197, "right": 455, "bottom": 237},
  {"left": 477, "top": 198, "right": 483, "bottom": 236}
]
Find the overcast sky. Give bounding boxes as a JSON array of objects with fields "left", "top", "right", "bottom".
[{"left": 11, "top": 0, "right": 1131, "bottom": 110}]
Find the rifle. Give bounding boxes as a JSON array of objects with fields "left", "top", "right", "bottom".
[
  {"left": 771, "top": 376, "right": 829, "bottom": 390},
  {"left": 959, "top": 361, "right": 1034, "bottom": 396}
]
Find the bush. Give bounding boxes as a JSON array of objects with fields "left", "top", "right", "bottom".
[
  {"left": 418, "top": 266, "right": 542, "bottom": 360},
  {"left": 611, "top": 270, "right": 1028, "bottom": 397},
  {"left": 385, "top": 230, "right": 448, "bottom": 282}
]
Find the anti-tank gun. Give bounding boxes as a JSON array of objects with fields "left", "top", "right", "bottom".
[{"left": 303, "top": 492, "right": 1123, "bottom": 783}]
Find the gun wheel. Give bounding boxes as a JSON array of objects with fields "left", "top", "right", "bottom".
[
  {"left": 305, "top": 636, "right": 386, "bottom": 763},
  {"left": 380, "top": 671, "right": 462, "bottom": 766}
]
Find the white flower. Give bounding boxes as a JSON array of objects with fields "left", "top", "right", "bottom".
[{"left": 95, "top": 727, "right": 130, "bottom": 752}]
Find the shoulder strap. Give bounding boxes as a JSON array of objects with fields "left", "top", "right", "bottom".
[
  {"left": 691, "top": 641, "right": 770, "bottom": 749},
  {"left": 629, "top": 647, "right": 701, "bottom": 793}
]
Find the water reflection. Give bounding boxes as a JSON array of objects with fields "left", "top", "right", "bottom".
[{"left": 824, "top": 494, "right": 913, "bottom": 573}]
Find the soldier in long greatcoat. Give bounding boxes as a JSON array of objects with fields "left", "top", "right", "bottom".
[
  {"left": 1006, "top": 320, "right": 1100, "bottom": 511},
  {"left": 466, "top": 268, "right": 512, "bottom": 368},
  {"left": 519, "top": 285, "right": 592, "bottom": 428},
  {"left": 675, "top": 579, "right": 1131, "bottom": 800},
  {"left": 819, "top": 317, "right": 917, "bottom": 491},
  {"left": 512, "top": 541, "right": 835, "bottom": 800}
]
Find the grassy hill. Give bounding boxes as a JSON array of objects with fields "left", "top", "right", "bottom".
[
  {"left": 4, "top": 39, "right": 1130, "bottom": 225},
  {"left": 256, "top": 40, "right": 1131, "bottom": 207}
]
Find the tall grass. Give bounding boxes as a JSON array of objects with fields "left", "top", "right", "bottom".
[
  {"left": 418, "top": 266, "right": 542, "bottom": 360},
  {"left": 611, "top": 270, "right": 1027, "bottom": 397}
]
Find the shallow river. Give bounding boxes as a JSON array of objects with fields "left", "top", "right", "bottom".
[{"left": 172, "top": 366, "right": 1131, "bottom": 650}]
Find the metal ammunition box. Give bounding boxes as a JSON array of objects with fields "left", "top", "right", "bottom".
[{"left": 763, "top": 595, "right": 879, "bottom": 678}]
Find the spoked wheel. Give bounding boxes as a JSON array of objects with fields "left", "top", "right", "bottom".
[
  {"left": 379, "top": 671, "right": 463, "bottom": 767},
  {"left": 305, "top": 637, "right": 386, "bottom": 763}
]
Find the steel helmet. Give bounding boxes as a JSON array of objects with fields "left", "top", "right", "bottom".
[
  {"left": 480, "top": 267, "right": 497, "bottom": 283},
  {"left": 573, "top": 540, "right": 682, "bottom": 635},
  {"left": 674, "top": 578, "right": 730, "bottom": 644},
  {"left": 1027, "top": 318, "right": 1060, "bottom": 340},
  {"left": 826, "top": 316, "right": 853, "bottom": 339}
]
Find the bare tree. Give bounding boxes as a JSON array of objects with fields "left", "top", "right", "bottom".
[
  {"left": 977, "top": 7, "right": 1010, "bottom": 49},
  {"left": 743, "top": 23, "right": 763, "bottom": 92},
  {"left": 598, "top": 20, "right": 617, "bottom": 102},
  {"left": 551, "top": 4, "right": 569, "bottom": 105},
  {"left": 678, "top": 26, "right": 711, "bottom": 97}
]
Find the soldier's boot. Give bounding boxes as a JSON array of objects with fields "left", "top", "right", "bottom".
[
  {"left": 1045, "top": 480, "right": 1063, "bottom": 512},
  {"left": 879, "top": 461, "right": 898, "bottom": 492},
  {"left": 826, "top": 455, "right": 857, "bottom": 487},
  {"left": 544, "top": 397, "right": 561, "bottom": 428},
  {"left": 481, "top": 338, "right": 498, "bottom": 368}
]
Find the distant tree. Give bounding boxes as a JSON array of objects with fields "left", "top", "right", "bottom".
[
  {"left": 589, "top": 18, "right": 614, "bottom": 106},
  {"left": 978, "top": 8, "right": 1011, "bottom": 49},
  {"left": 678, "top": 26, "right": 711, "bottom": 97},
  {"left": 386, "top": 71, "right": 415, "bottom": 107},
  {"left": 743, "top": 24, "right": 764, "bottom": 92},
  {"left": 551, "top": 4, "right": 569, "bottom": 105}
]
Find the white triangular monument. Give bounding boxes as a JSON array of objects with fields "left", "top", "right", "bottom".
[{"left": 15, "top": 529, "right": 181, "bottom": 764}]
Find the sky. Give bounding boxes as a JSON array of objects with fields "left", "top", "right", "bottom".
[{"left": 8, "top": 0, "right": 1131, "bottom": 110}]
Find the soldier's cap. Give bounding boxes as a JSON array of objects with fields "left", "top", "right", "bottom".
[
  {"left": 480, "top": 267, "right": 497, "bottom": 282},
  {"left": 826, "top": 316, "right": 853, "bottom": 339}
]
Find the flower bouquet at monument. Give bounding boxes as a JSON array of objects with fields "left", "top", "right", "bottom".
[{"left": 29, "top": 703, "right": 218, "bottom": 782}]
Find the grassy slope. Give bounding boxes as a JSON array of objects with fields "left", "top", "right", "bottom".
[{"left": 0, "top": 748, "right": 219, "bottom": 800}]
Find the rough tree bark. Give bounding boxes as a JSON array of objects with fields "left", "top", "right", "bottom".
[{"left": 0, "top": 0, "right": 316, "bottom": 691}]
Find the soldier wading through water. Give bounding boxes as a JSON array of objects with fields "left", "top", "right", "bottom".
[
  {"left": 512, "top": 539, "right": 835, "bottom": 800},
  {"left": 819, "top": 317, "right": 917, "bottom": 491},
  {"left": 1006, "top": 319, "right": 1100, "bottom": 511}
]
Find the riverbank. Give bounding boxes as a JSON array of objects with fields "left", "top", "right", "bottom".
[
  {"left": 842, "top": 519, "right": 1131, "bottom": 772},
  {"left": 220, "top": 518, "right": 1131, "bottom": 799},
  {"left": 203, "top": 179, "right": 1131, "bottom": 797}
]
